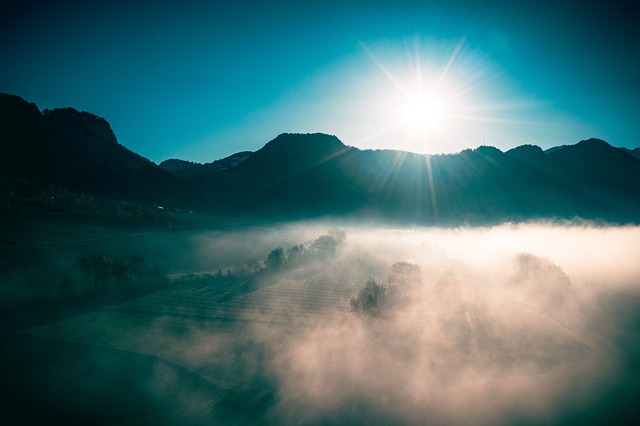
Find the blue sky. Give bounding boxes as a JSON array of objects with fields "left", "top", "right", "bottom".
[{"left": 1, "top": 0, "right": 638, "bottom": 163}]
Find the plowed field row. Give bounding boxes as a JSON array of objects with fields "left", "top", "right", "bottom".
[{"left": 113, "top": 273, "right": 361, "bottom": 325}]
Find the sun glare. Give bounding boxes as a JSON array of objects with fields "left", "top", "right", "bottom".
[
  {"left": 357, "top": 38, "right": 495, "bottom": 154},
  {"left": 400, "top": 92, "right": 449, "bottom": 132}
]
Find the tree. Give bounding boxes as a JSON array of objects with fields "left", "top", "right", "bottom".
[
  {"left": 388, "top": 262, "right": 421, "bottom": 301},
  {"left": 266, "top": 247, "right": 285, "bottom": 271},
  {"left": 310, "top": 235, "right": 338, "bottom": 259},
  {"left": 389, "top": 262, "right": 421, "bottom": 286},
  {"left": 350, "top": 278, "right": 389, "bottom": 317},
  {"left": 76, "top": 254, "right": 113, "bottom": 292},
  {"left": 285, "top": 244, "right": 305, "bottom": 266}
]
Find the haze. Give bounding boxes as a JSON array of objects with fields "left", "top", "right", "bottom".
[{"left": 4, "top": 220, "right": 638, "bottom": 424}]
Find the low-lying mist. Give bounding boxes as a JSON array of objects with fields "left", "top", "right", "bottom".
[
  {"left": 240, "top": 222, "right": 640, "bottom": 425},
  {"left": 13, "top": 220, "right": 640, "bottom": 424}
]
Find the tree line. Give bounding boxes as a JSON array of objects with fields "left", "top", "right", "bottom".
[
  {"left": 266, "top": 230, "right": 346, "bottom": 271},
  {"left": 174, "top": 231, "right": 347, "bottom": 287},
  {"left": 0, "top": 253, "right": 168, "bottom": 315}
]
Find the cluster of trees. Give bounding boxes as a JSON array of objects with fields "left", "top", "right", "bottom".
[
  {"left": 174, "top": 239, "right": 329, "bottom": 285},
  {"left": 1, "top": 253, "right": 168, "bottom": 314},
  {"left": 350, "top": 278, "right": 390, "bottom": 316},
  {"left": 173, "top": 231, "right": 347, "bottom": 287},
  {"left": 512, "top": 252, "right": 571, "bottom": 307},
  {"left": 350, "top": 262, "right": 421, "bottom": 317},
  {"left": 75, "top": 254, "right": 167, "bottom": 297},
  {"left": 348, "top": 253, "right": 572, "bottom": 319},
  {"left": 265, "top": 230, "right": 346, "bottom": 271}
]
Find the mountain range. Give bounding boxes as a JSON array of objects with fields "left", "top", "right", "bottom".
[{"left": 2, "top": 92, "right": 639, "bottom": 225}]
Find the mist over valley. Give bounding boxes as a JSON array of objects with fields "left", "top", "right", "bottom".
[{"left": 2, "top": 215, "right": 640, "bottom": 424}]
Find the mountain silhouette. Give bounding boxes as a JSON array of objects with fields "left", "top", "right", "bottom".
[
  {"left": 620, "top": 147, "right": 640, "bottom": 161},
  {"left": 2, "top": 93, "right": 639, "bottom": 224},
  {"left": 159, "top": 151, "right": 253, "bottom": 179},
  {"left": 0, "top": 93, "right": 178, "bottom": 203},
  {"left": 185, "top": 133, "right": 364, "bottom": 217},
  {"left": 184, "top": 134, "right": 640, "bottom": 224}
]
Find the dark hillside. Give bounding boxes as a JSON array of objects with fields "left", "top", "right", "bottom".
[
  {"left": 160, "top": 151, "right": 253, "bottom": 178},
  {"left": 188, "top": 134, "right": 640, "bottom": 224},
  {"left": 621, "top": 147, "right": 640, "bottom": 161},
  {"left": 187, "top": 133, "right": 365, "bottom": 218},
  {"left": 544, "top": 138, "right": 640, "bottom": 221},
  {"left": 0, "top": 93, "right": 180, "bottom": 204},
  {"left": 0, "top": 93, "right": 49, "bottom": 182}
]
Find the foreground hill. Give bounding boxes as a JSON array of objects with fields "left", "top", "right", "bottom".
[{"left": 2, "top": 93, "right": 639, "bottom": 224}]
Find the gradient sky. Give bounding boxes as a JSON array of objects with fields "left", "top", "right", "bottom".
[{"left": 1, "top": 0, "right": 638, "bottom": 163}]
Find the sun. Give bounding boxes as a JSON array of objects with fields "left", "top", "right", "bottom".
[
  {"left": 399, "top": 92, "right": 449, "bottom": 133},
  {"left": 358, "top": 38, "right": 480, "bottom": 153}
]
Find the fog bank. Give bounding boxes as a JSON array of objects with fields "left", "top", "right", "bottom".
[
  {"left": 17, "top": 222, "right": 640, "bottom": 424},
  {"left": 248, "top": 223, "right": 640, "bottom": 425}
]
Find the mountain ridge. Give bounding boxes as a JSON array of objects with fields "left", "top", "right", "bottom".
[
  {"left": 2, "top": 93, "right": 639, "bottom": 225},
  {"left": 159, "top": 151, "right": 253, "bottom": 178},
  {"left": 0, "top": 93, "right": 179, "bottom": 204}
]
